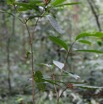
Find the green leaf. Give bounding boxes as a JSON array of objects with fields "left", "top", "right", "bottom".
[
  {"left": 29, "top": 0, "right": 44, "bottom": 6},
  {"left": 15, "top": 2, "right": 39, "bottom": 11},
  {"left": 55, "top": 2, "right": 81, "bottom": 7},
  {"left": 17, "top": 98, "right": 23, "bottom": 103},
  {"left": 75, "top": 32, "right": 103, "bottom": 41},
  {"left": 76, "top": 50, "right": 103, "bottom": 54},
  {"left": 15, "top": 2, "right": 29, "bottom": 7},
  {"left": 74, "top": 84, "right": 103, "bottom": 89},
  {"left": 29, "top": 0, "right": 42, "bottom": 4},
  {"left": 46, "top": 15, "right": 64, "bottom": 34},
  {"left": 51, "top": 0, "right": 66, "bottom": 6},
  {"left": 49, "top": 36, "right": 68, "bottom": 50},
  {"left": 18, "top": 7, "right": 29, "bottom": 11},
  {"left": 34, "top": 71, "right": 44, "bottom": 83},
  {"left": 68, "top": 72, "right": 80, "bottom": 80},
  {"left": 26, "top": 51, "right": 31, "bottom": 59},
  {"left": 78, "top": 40, "right": 91, "bottom": 45},
  {"left": 34, "top": 71, "right": 46, "bottom": 91},
  {"left": 37, "top": 83, "right": 46, "bottom": 91},
  {"left": 44, "top": 78, "right": 65, "bottom": 85},
  {"left": 38, "top": 63, "right": 52, "bottom": 68},
  {"left": 27, "top": 15, "right": 42, "bottom": 20},
  {"left": 44, "top": 79, "right": 59, "bottom": 85},
  {"left": 97, "top": 40, "right": 102, "bottom": 46},
  {"left": 63, "top": 70, "right": 80, "bottom": 80},
  {"left": 7, "top": 0, "right": 15, "bottom": 4}
]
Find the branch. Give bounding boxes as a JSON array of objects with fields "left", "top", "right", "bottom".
[{"left": 87, "top": 0, "right": 102, "bottom": 31}]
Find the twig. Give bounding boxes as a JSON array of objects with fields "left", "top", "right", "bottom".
[
  {"left": 63, "top": 42, "right": 75, "bottom": 71},
  {"left": 59, "top": 87, "right": 67, "bottom": 98},
  {"left": 0, "top": 10, "right": 24, "bottom": 23},
  {"left": 24, "top": 22, "right": 35, "bottom": 104},
  {"left": 51, "top": 74, "right": 60, "bottom": 104},
  {"left": 24, "top": 8, "right": 46, "bottom": 104},
  {"left": 58, "top": 41, "right": 76, "bottom": 103},
  {"left": 87, "top": 0, "right": 102, "bottom": 31}
]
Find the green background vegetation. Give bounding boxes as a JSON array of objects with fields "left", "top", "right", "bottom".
[{"left": 0, "top": 0, "right": 103, "bottom": 104}]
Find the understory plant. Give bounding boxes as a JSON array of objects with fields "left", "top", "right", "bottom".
[{"left": 2, "top": 0, "right": 103, "bottom": 103}]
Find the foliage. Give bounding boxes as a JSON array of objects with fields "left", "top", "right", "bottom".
[{"left": 0, "top": 0, "right": 103, "bottom": 104}]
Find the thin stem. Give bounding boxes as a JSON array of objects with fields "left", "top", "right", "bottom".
[
  {"left": 54, "top": 84, "right": 59, "bottom": 104},
  {"left": 24, "top": 9, "right": 46, "bottom": 104},
  {"left": 52, "top": 74, "right": 60, "bottom": 104},
  {"left": 87, "top": 0, "right": 102, "bottom": 31},
  {"left": 7, "top": 39, "right": 12, "bottom": 95},
  {"left": 0, "top": 10, "right": 24, "bottom": 23},
  {"left": 63, "top": 42, "right": 75, "bottom": 70},
  {"left": 59, "top": 87, "right": 67, "bottom": 98},
  {"left": 25, "top": 22, "right": 35, "bottom": 104},
  {"left": 58, "top": 41, "right": 75, "bottom": 103}
]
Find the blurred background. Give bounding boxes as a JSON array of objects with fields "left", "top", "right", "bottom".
[{"left": 0, "top": 0, "right": 103, "bottom": 104}]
